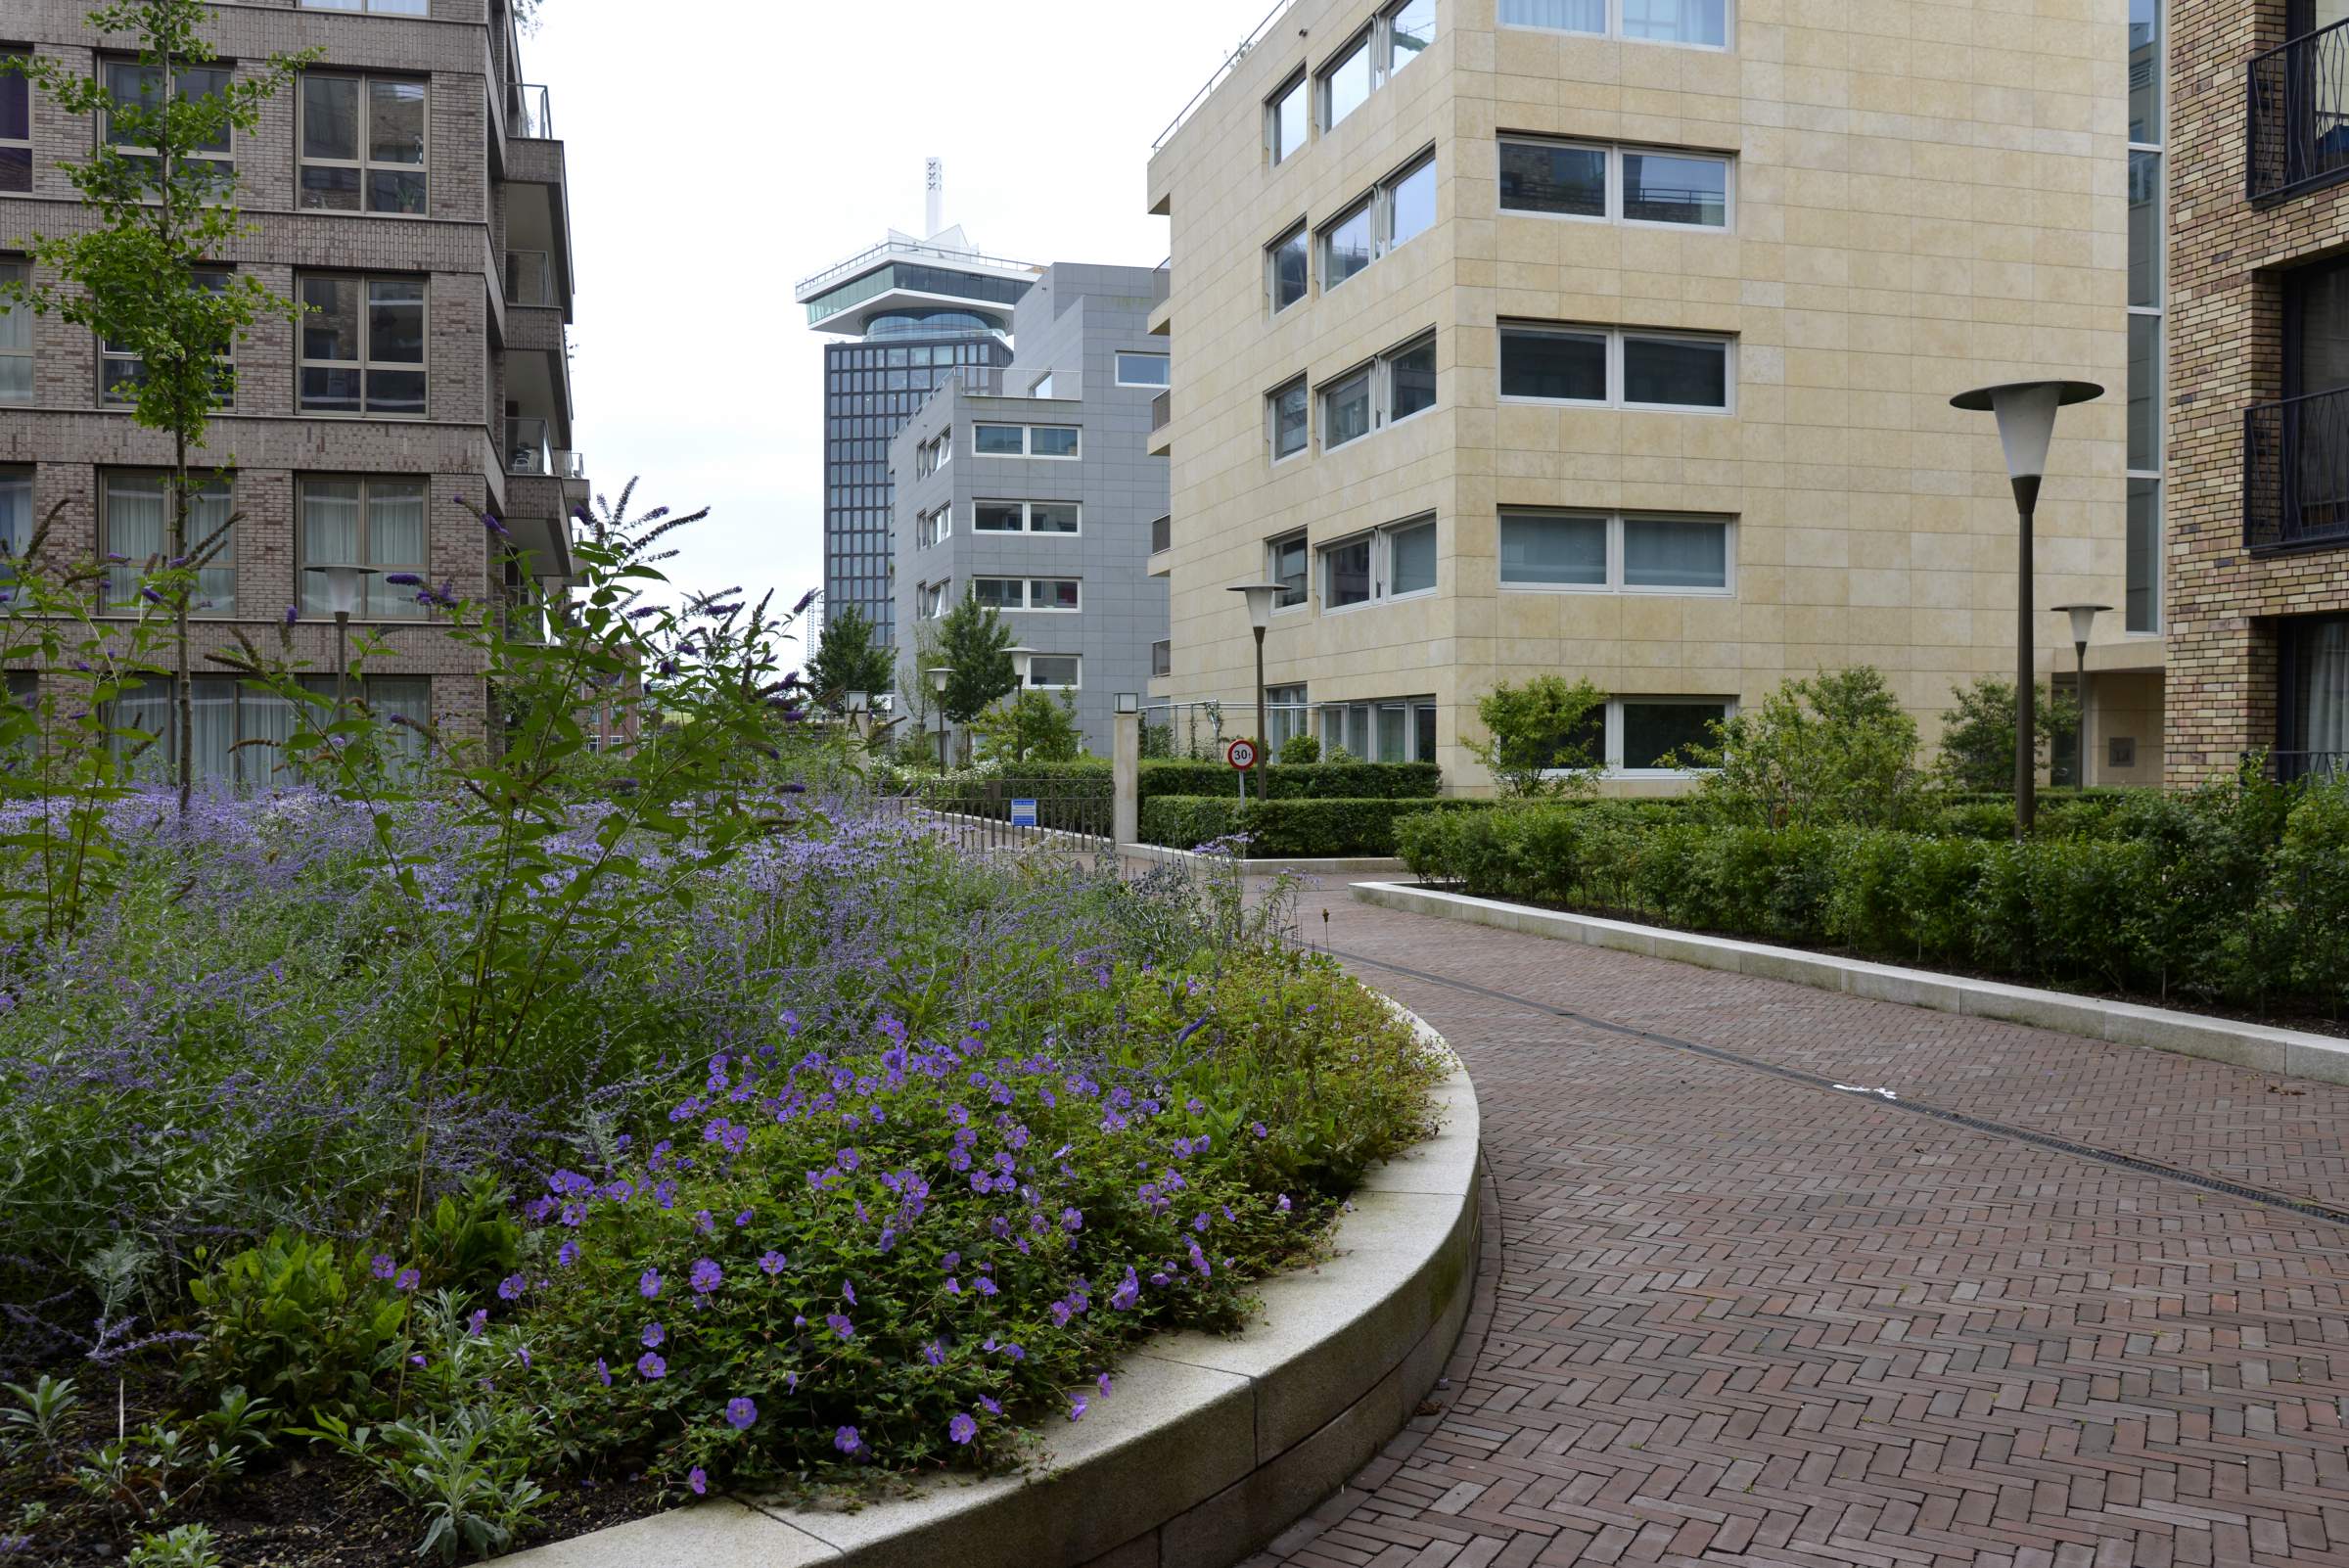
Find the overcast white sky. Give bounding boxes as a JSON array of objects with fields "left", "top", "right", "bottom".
[{"left": 525, "top": 0, "right": 1276, "bottom": 645}]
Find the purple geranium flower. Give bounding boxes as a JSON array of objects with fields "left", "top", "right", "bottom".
[
  {"left": 688, "top": 1466, "right": 708, "bottom": 1496},
  {"left": 825, "top": 1312, "right": 854, "bottom": 1340},
  {"left": 394, "top": 1268, "right": 420, "bottom": 1293},
  {"left": 637, "top": 1352, "right": 667, "bottom": 1381},
  {"left": 948, "top": 1412, "right": 977, "bottom": 1445},
  {"left": 759, "top": 1251, "right": 787, "bottom": 1275},
  {"left": 370, "top": 1255, "right": 396, "bottom": 1281},
  {"left": 691, "top": 1258, "right": 722, "bottom": 1294},
  {"left": 834, "top": 1425, "right": 860, "bottom": 1455},
  {"left": 639, "top": 1268, "right": 662, "bottom": 1299},
  {"left": 725, "top": 1397, "right": 758, "bottom": 1432},
  {"left": 497, "top": 1273, "right": 525, "bottom": 1301},
  {"left": 642, "top": 1322, "right": 665, "bottom": 1349}
]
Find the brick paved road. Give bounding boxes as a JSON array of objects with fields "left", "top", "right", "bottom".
[{"left": 1255, "top": 889, "right": 2349, "bottom": 1568}]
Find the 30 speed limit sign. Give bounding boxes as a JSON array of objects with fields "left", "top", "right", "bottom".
[{"left": 1226, "top": 738, "right": 1260, "bottom": 770}]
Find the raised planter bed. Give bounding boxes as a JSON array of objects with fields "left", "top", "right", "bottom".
[{"left": 502, "top": 1017, "right": 1480, "bottom": 1568}]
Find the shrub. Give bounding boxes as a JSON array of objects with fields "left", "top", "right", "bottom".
[
  {"left": 1934, "top": 676, "right": 2081, "bottom": 792},
  {"left": 1142, "top": 797, "right": 1491, "bottom": 856},
  {"left": 1467, "top": 676, "right": 1604, "bottom": 799},
  {"left": 1679, "top": 667, "right": 1926, "bottom": 830},
  {"left": 1278, "top": 733, "right": 1321, "bottom": 764},
  {"left": 1140, "top": 761, "right": 1443, "bottom": 801},
  {"left": 972, "top": 689, "right": 1085, "bottom": 764},
  {"left": 180, "top": 1233, "right": 409, "bottom": 1434}
]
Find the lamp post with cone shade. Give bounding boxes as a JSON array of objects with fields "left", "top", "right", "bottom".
[
  {"left": 1227, "top": 581, "right": 1283, "bottom": 784},
  {"left": 301, "top": 564, "right": 377, "bottom": 716},
  {"left": 2050, "top": 603, "right": 2109, "bottom": 787},
  {"left": 1950, "top": 380, "right": 2102, "bottom": 839}
]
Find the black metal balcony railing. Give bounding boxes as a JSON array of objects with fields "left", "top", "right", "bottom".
[
  {"left": 2245, "top": 386, "right": 2349, "bottom": 551},
  {"left": 2253, "top": 749, "right": 2349, "bottom": 783},
  {"left": 2249, "top": 19, "right": 2349, "bottom": 200}
]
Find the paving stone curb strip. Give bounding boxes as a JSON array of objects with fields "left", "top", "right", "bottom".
[
  {"left": 1354, "top": 881, "right": 2349, "bottom": 1085},
  {"left": 502, "top": 1016, "right": 1480, "bottom": 1568},
  {"left": 1120, "top": 844, "right": 1409, "bottom": 877}
]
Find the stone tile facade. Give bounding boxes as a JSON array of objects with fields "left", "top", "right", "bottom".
[
  {"left": 1146, "top": 0, "right": 2139, "bottom": 791},
  {"left": 0, "top": 0, "right": 582, "bottom": 763},
  {"left": 2165, "top": 0, "right": 2349, "bottom": 783}
]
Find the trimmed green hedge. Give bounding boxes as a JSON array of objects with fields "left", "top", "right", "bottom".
[
  {"left": 1140, "top": 761, "right": 1443, "bottom": 801},
  {"left": 1142, "top": 796, "right": 1495, "bottom": 857},
  {"left": 1396, "top": 783, "right": 2349, "bottom": 1012}
]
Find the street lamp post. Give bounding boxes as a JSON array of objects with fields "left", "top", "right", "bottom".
[
  {"left": 301, "top": 564, "right": 378, "bottom": 716},
  {"left": 2050, "top": 603, "right": 2110, "bottom": 788},
  {"left": 1951, "top": 380, "right": 2102, "bottom": 839},
  {"left": 927, "top": 666, "right": 952, "bottom": 769},
  {"left": 1228, "top": 581, "right": 1283, "bottom": 781}
]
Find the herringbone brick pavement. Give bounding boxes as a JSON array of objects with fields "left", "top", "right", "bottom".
[{"left": 1252, "top": 891, "right": 2349, "bottom": 1568}]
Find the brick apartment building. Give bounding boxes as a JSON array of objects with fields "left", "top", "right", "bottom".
[
  {"left": 0, "top": 0, "right": 582, "bottom": 784},
  {"left": 2169, "top": 0, "right": 2349, "bottom": 782}
]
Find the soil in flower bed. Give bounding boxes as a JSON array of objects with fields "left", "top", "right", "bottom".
[{"left": 1418, "top": 887, "right": 2349, "bottom": 1042}]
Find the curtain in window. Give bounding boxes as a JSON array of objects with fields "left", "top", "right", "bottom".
[
  {"left": 2303, "top": 620, "right": 2349, "bottom": 759},
  {"left": 1501, "top": 0, "right": 1606, "bottom": 32},
  {"left": 0, "top": 470, "right": 28, "bottom": 563},
  {"left": 369, "top": 483, "right": 427, "bottom": 616},
  {"left": 188, "top": 676, "right": 237, "bottom": 784},
  {"left": 300, "top": 481, "right": 363, "bottom": 617},
  {"left": 103, "top": 477, "right": 169, "bottom": 606},
  {"left": 0, "top": 262, "right": 28, "bottom": 401},
  {"left": 1624, "top": 520, "right": 1727, "bottom": 588},
  {"left": 368, "top": 676, "right": 431, "bottom": 778},
  {"left": 236, "top": 685, "right": 297, "bottom": 789},
  {"left": 109, "top": 682, "right": 172, "bottom": 783},
  {"left": 190, "top": 484, "right": 234, "bottom": 614}
]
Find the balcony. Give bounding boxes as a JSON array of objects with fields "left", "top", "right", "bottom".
[
  {"left": 1152, "top": 639, "right": 1172, "bottom": 679},
  {"left": 1150, "top": 390, "right": 1171, "bottom": 433},
  {"left": 2249, "top": 20, "right": 2349, "bottom": 200},
  {"left": 506, "top": 417, "right": 553, "bottom": 477},
  {"left": 2244, "top": 387, "right": 2349, "bottom": 551},
  {"left": 505, "top": 249, "right": 556, "bottom": 307},
  {"left": 1151, "top": 514, "right": 1172, "bottom": 554},
  {"left": 2264, "top": 750, "right": 2349, "bottom": 783},
  {"left": 509, "top": 82, "right": 553, "bottom": 140}
]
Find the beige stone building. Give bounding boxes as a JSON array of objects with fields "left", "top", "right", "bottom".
[
  {"left": 1145, "top": 0, "right": 2156, "bottom": 790},
  {"left": 0, "top": 0, "right": 582, "bottom": 782}
]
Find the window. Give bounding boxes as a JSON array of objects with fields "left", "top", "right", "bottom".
[
  {"left": 103, "top": 267, "right": 233, "bottom": 406},
  {"left": 916, "top": 506, "right": 951, "bottom": 549},
  {"left": 100, "top": 472, "right": 234, "bottom": 615},
  {"left": 299, "top": 73, "right": 428, "bottom": 214},
  {"left": 300, "top": 0, "right": 432, "bottom": 12},
  {"left": 0, "top": 260, "right": 28, "bottom": 402},
  {"left": 916, "top": 580, "right": 949, "bottom": 621},
  {"left": 1269, "top": 376, "right": 1309, "bottom": 461},
  {"left": 1320, "top": 516, "right": 1437, "bottom": 611},
  {"left": 1153, "top": 640, "right": 1172, "bottom": 678},
  {"left": 1266, "top": 684, "right": 1311, "bottom": 754},
  {"left": 1614, "top": 698, "right": 1731, "bottom": 772},
  {"left": 1267, "top": 71, "right": 1308, "bottom": 165},
  {"left": 1500, "top": 322, "right": 1732, "bottom": 411},
  {"left": 1499, "top": 0, "right": 1727, "bottom": 47},
  {"left": 974, "top": 576, "right": 1081, "bottom": 612},
  {"left": 1267, "top": 531, "right": 1310, "bottom": 610},
  {"left": 972, "top": 424, "right": 1080, "bottom": 458},
  {"left": 0, "top": 58, "right": 27, "bottom": 194},
  {"left": 1387, "top": 0, "right": 1437, "bottom": 74},
  {"left": 1026, "top": 655, "right": 1080, "bottom": 689},
  {"left": 299, "top": 478, "right": 428, "bottom": 619},
  {"left": 1318, "top": 696, "right": 1438, "bottom": 761},
  {"left": 915, "top": 432, "right": 953, "bottom": 479},
  {"left": 1500, "top": 511, "right": 1733, "bottom": 593},
  {"left": 108, "top": 675, "right": 299, "bottom": 789},
  {"left": 1320, "top": 330, "right": 1439, "bottom": 451},
  {"left": 2280, "top": 615, "right": 2349, "bottom": 771},
  {"left": 0, "top": 469, "right": 29, "bottom": 599},
  {"left": 2127, "top": 1, "right": 2163, "bottom": 634},
  {"left": 1500, "top": 137, "right": 1730, "bottom": 227},
  {"left": 972, "top": 500, "right": 1079, "bottom": 535},
  {"left": 1319, "top": 151, "right": 1438, "bottom": 291},
  {"left": 1115, "top": 352, "right": 1170, "bottom": 388},
  {"left": 1267, "top": 223, "right": 1309, "bottom": 313},
  {"left": 1319, "top": 32, "right": 1373, "bottom": 132},
  {"left": 299, "top": 274, "right": 426, "bottom": 416},
  {"left": 104, "top": 60, "right": 234, "bottom": 193}
]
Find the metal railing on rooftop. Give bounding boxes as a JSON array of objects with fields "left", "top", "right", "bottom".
[
  {"left": 2249, "top": 18, "right": 2349, "bottom": 200},
  {"left": 2244, "top": 387, "right": 2349, "bottom": 552},
  {"left": 509, "top": 82, "right": 552, "bottom": 140},
  {"left": 504, "top": 249, "right": 554, "bottom": 307},
  {"left": 1153, "top": 0, "right": 1300, "bottom": 153},
  {"left": 793, "top": 238, "right": 1042, "bottom": 300}
]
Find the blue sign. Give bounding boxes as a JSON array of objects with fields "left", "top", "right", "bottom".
[{"left": 1011, "top": 799, "right": 1039, "bottom": 828}]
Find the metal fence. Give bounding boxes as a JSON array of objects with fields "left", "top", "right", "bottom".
[
  {"left": 2258, "top": 749, "right": 2349, "bottom": 783},
  {"left": 2249, "top": 18, "right": 2349, "bottom": 200},
  {"left": 2244, "top": 386, "right": 2349, "bottom": 552},
  {"left": 872, "top": 780, "right": 1115, "bottom": 859}
]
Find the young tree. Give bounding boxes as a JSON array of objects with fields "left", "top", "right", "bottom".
[
  {"left": 1674, "top": 666, "right": 1924, "bottom": 829},
  {"left": 1935, "top": 675, "right": 2082, "bottom": 792},
  {"left": 934, "top": 591, "right": 1017, "bottom": 763},
  {"left": 972, "top": 688, "right": 1083, "bottom": 764},
  {"left": 1470, "top": 675, "right": 1606, "bottom": 798},
  {"left": 3, "top": 3, "right": 312, "bottom": 815},
  {"left": 805, "top": 603, "right": 894, "bottom": 709}
]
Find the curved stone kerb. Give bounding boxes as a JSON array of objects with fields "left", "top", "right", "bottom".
[{"left": 502, "top": 1013, "right": 1479, "bottom": 1568}]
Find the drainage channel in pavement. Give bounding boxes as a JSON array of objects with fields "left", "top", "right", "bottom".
[{"left": 1330, "top": 945, "right": 2349, "bottom": 1232}]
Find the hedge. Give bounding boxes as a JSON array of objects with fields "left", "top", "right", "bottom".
[
  {"left": 1395, "top": 784, "right": 2349, "bottom": 1013},
  {"left": 1141, "top": 761, "right": 1444, "bottom": 801},
  {"left": 1142, "top": 796, "right": 1495, "bottom": 857}
]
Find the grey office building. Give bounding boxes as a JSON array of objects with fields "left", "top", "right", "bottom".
[
  {"left": 795, "top": 229, "right": 1038, "bottom": 649},
  {"left": 891, "top": 263, "right": 1172, "bottom": 756}
]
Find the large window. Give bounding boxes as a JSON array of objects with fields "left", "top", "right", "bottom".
[
  {"left": 1267, "top": 71, "right": 1309, "bottom": 165},
  {"left": 104, "top": 60, "right": 234, "bottom": 192},
  {"left": 1269, "top": 376, "right": 1309, "bottom": 461},
  {"left": 1115, "top": 351, "right": 1170, "bottom": 388},
  {"left": 2280, "top": 615, "right": 2349, "bottom": 771},
  {"left": 1319, "top": 696, "right": 1438, "bottom": 762},
  {"left": 1320, "top": 516, "right": 1437, "bottom": 610},
  {"left": 299, "top": 274, "right": 426, "bottom": 415},
  {"left": 1319, "top": 32, "right": 1373, "bottom": 132},
  {"left": 1501, "top": 511, "right": 1732, "bottom": 593},
  {"left": 104, "top": 266, "right": 233, "bottom": 406},
  {"left": 1267, "top": 530, "right": 1309, "bottom": 609},
  {"left": 0, "top": 470, "right": 29, "bottom": 592},
  {"left": 972, "top": 500, "right": 1079, "bottom": 535},
  {"left": 300, "top": 0, "right": 432, "bottom": 12},
  {"left": 1499, "top": 0, "right": 1728, "bottom": 47},
  {"left": 1500, "top": 322, "right": 1731, "bottom": 411},
  {"left": 2126, "top": 0, "right": 2162, "bottom": 633},
  {"left": 0, "top": 260, "right": 28, "bottom": 401},
  {"left": 1025, "top": 655, "right": 1080, "bottom": 690},
  {"left": 1320, "top": 330, "right": 1439, "bottom": 452},
  {"left": 111, "top": 674, "right": 427, "bottom": 789},
  {"left": 1500, "top": 137, "right": 1730, "bottom": 228},
  {"left": 100, "top": 472, "right": 234, "bottom": 615},
  {"left": 972, "top": 424, "right": 1080, "bottom": 458},
  {"left": 299, "top": 478, "right": 428, "bottom": 620},
  {"left": 1267, "top": 223, "right": 1310, "bottom": 314},
  {"left": 1608, "top": 697, "right": 1731, "bottom": 772},
  {"left": 1319, "top": 151, "right": 1438, "bottom": 291},
  {"left": 916, "top": 580, "right": 949, "bottom": 621},
  {"left": 299, "top": 73, "right": 428, "bottom": 214},
  {"left": 915, "top": 505, "right": 951, "bottom": 550},
  {"left": 915, "top": 431, "right": 952, "bottom": 479},
  {"left": 0, "top": 59, "right": 27, "bottom": 194},
  {"left": 972, "top": 576, "right": 1081, "bottom": 613},
  {"left": 1317, "top": 2, "right": 1440, "bottom": 134}
]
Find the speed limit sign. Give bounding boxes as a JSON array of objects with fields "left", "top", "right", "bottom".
[{"left": 1226, "top": 738, "right": 1260, "bottom": 770}]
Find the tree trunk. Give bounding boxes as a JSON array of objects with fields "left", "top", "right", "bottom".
[{"left": 174, "top": 430, "right": 192, "bottom": 818}]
